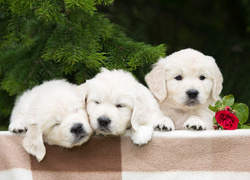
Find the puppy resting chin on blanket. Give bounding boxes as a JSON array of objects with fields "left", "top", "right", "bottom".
[
  {"left": 145, "top": 48, "right": 223, "bottom": 130},
  {"left": 9, "top": 80, "right": 93, "bottom": 162},
  {"left": 79, "top": 68, "right": 175, "bottom": 145}
]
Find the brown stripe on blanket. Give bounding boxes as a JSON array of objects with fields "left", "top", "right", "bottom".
[
  {"left": 31, "top": 136, "right": 122, "bottom": 173},
  {"left": 121, "top": 136, "right": 250, "bottom": 172},
  {"left": 0, "top": 134, "right": 31, "bottom": 171}
]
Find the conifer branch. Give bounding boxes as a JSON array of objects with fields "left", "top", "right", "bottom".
[
  {"left": 106, "top": 39, "right": 125, "bottom": 50},
  {"left": 38, "top": 58, "right": 54, "bottom": 78},
  {"left": 25, "top": 60, "right": 39, "bottom": 87}
]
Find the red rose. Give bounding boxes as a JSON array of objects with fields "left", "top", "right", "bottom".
[{"left": 215, "top": 110, "right": 239, "bottom": 130}]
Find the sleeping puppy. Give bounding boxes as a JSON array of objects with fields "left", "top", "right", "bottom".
[
  {"left": 9, "top": 80, "right": 93, "bottom": 162},
  {"left": 80, "top": 68, "right": 174, "bottom": 145},
  {"left": 145, "top": 48, "right": 223, "bottom": 130}
]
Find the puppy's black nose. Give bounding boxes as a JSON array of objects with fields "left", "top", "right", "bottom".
[
  {"left": 186, "top": 89, "right": 199, "bottom": 99},
  {"left": 70, "top": 123, "right": 85, "bottom": 135},
  {"left": 98, "top": 117, "right": 111, "bottom": 127}
]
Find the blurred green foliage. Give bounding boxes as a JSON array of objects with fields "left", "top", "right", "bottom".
[{"left": 0, "top": 0, "right": 166, "bottom": 130}]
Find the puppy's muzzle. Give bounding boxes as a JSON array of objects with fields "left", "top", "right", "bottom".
[
  {"left": 71, "top": 123, "right": 85, "bottom": 134},
  {"left": 98, "top": 116, "right": 111, "bottom": 127},
  {"left": 186, "top": 89, "right": 199, "bottom": 99},
  {"left": 186, "top": 89, "right": 200, "bottom": 106},
  {"left": 97, "top": 116, "right": 111, "bottom": 133},
  {"left": 70, "top": 123, "right": 87, "bottom": 143}
]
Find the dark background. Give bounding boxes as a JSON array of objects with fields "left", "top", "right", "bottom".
[{"left": 100, "top": 0, "right": 250, "bottom": 106}]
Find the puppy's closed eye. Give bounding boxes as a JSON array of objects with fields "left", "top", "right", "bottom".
[
  {"left": 52, "top": 121, "right": 61, "bottom": 128},
  {"left": 116, "top": 104, "right": 125, "bottom": 108}
]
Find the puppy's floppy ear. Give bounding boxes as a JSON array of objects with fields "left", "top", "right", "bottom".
[
  {"left": 22, "top": 124, "right": 46, "bottom": 162},
  {"left": 130, "top": 92, "right": 154, "bottom": 145},
  {"left": 131, "top": 98, "right": 143, "bottom": 131},
  {"left": 131, "top": 95, "right": 151, "bottom": 131},
  {"left": 145, "top": 60, "right": 167, "bottom": 103},
  {"left": 208, "top": 56, "right": 223, "bottom": 101}
]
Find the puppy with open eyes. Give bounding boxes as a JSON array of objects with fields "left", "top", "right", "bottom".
[
  {"left": 80, "top": 68, "right": 175, "bottom": 145},
  {"left": 145, "top": 48, "right": 223, "bottom": 130},
  {"left": 9, "top": 79, "right": 93, "bottom": 162}
]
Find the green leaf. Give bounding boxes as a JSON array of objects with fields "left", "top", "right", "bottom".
[
  {"left": 234, "top": 103, "right": 249, "bottom": 125},
  {"left": 208, "top": 104, "right": 219, "bottom": 113},
  {"left": 215, "top": 100, "right": 222, "bottom": 108},
  {"left": 222, "top": 94, "right": 234, "bottom": 107},
  {"left": 240, "top": 125, "right": 250, "bottom": 129},
  {"left": 231, "top": 102, "right": 239, "bottom": 109}
]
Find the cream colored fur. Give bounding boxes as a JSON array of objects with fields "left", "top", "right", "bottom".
[
  {"left": 145, "top": 48, "right": 223, "bottom": 130},
  {"left": 80, "top": 68, "right": 174, "bottom": 145},
  {"left": 9, "top": 80, "right": 93, "bottom": 161}
]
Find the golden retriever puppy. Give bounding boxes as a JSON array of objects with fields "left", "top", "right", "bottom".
[
  {"left": 80, "top": 68, "right": 174, "bottom": 145},
  {"left": 9, "top": 80, "right": 93, "bottom": 162},
  {"left": 145, "top": 48, "right": 223, "bottom": 130}
]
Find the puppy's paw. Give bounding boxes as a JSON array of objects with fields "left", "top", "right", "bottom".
[
  {"left": 184, "top": 118, "right": 206, "bottom": 131},
  {"left": 154, "top": 117, "right": 175, "bottom": 131},
  {"left": 131, "top": 125, "right": 153, "bottom": 146},
  {"left": 9, "top": 121, "right": 28, "bottom": 134}
]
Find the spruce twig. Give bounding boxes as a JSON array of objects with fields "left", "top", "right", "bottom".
[{"left": 38, "top": 58, "right": 54, "bottom": 78}]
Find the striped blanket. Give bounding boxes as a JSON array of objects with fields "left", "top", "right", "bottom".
[{"left": 1, "top": 130, "right": 250, "bottom": 180}]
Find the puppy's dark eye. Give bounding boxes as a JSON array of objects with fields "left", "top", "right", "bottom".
[
  {"left": 199, "top": 75, "right": 206, "bottom": 80},
  {"left": 116, "top": 104, "right": 125, "bottom": 108},
  {"left": 175, "top": 75, "right": 182, "bottom": 81}
]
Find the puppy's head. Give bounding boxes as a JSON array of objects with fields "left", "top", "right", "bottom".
[
  {"left": 41, "top": 108, "right": 93, "bottom": 148},
  {"left": 23, "top": 84, "right": 93, "bottom": 162},
  {"left": 85, "top": 68, "right": 136, "bottom": 136},
  {"left": 145, "top": 48, "right": 223, "bottom": 109}
]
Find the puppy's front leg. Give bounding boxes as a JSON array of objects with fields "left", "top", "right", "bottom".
[
  {"left": 183, "top": 116, "right": 207, "bottom": 130},
  {"left": 131, "top": 125, "right": 154, "bottom": 146}
]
